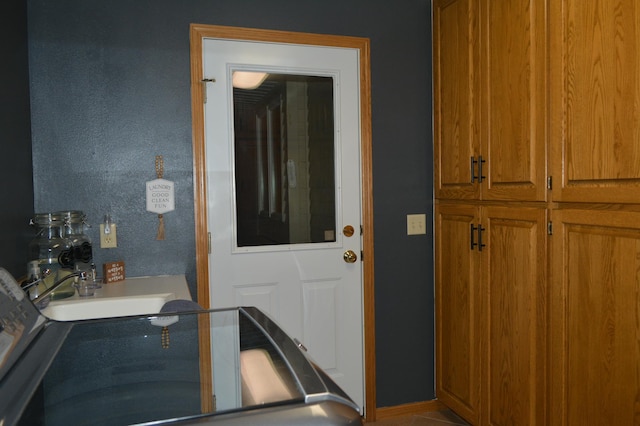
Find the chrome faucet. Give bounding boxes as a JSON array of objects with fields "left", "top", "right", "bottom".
[
  {"left": 22, "top": 269, "right": 94, "bottom": 309},
  {"left": 32, "top": 271, "right": 89, "bottom": 302}
]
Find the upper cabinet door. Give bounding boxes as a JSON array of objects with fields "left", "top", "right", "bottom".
[
  {"left": 480, "top": 0, "right": 548, "bottom": 201},
  {"left": 434, "top": 0, "right": 547, "bottom": 202},
  {"left": 433, "top": 0, "right": 481, "bottom": 200},
  {"left": 550, "top": 0, "right": 640, "bottom": 203}
]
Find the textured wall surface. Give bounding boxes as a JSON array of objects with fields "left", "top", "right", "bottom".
[{"left": 26, "top": 0, "right": 434, "bottom": 408}]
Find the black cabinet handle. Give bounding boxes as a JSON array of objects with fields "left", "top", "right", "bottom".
[
  {"left": 471, "top": 224, "right": 478, "bottom": 250},
  {"left": 471, "top": 223, "right": 487, "bottom": 251},
  {"left": 471, "top": 157, "right": 477, "bottom": 183},
  {"left": 471, "top": 156, "right": 486, "bottom": 183},
  {"left": 478, "top": 225, "right": 486, "bottom": 251}
]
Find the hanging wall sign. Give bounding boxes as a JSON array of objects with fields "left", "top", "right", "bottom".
[{"left": 146, "top": 156, "right": 175, "bottom": 240}]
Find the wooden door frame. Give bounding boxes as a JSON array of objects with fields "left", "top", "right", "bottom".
[{"left": 189, "top": 24, "right": 377, "bottom": 420}]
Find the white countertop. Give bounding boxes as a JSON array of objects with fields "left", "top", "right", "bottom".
[
  {"left": 91, "top": 275, "right": 191, "bottom": 300},
  {"left": 41, "top": 275, "right": 193, "bottom": 321}
]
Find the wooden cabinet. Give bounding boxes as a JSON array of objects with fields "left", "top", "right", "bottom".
[
  {"left": 433, "top": 0, "right": 547, "bottom": 202},
  {"left": 550, "top": 1, "right": 640, "bottom": 203},
  {"left": 435, "top": 203, "right": 481, "bottom": 423},
  {"left": 433, "top": 0, "right": 479, "bottom": 200},
  {"left": 434, "top": 0, "right": 549, "bottom": 424},
  {"left": 481, "top": 205, "right": 547, "bottom": 426},
  {"left": 548, "top": 2, "right": 640, "bottom": 424},
  {"left": 551, "top": 208, "right": 640, "bottom": 425},
  {"left": 435, "top": 0, "right": 640, "bottom": 425},
  {"left": 435, "top": 202, "right": 547, "bottom": 425}
]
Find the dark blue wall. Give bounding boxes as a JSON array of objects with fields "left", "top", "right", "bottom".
[
  {"left": 1, "top": 0, "right": 34, "bottom": 278},
  {"left": 25, "top": 0, "right": 434, "bottom": 408}
]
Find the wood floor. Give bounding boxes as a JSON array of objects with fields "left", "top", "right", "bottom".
[{"left": 367, "top": 410, "right": 469, "bottom": 425}]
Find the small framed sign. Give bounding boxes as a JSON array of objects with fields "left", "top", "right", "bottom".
[
  {"left": 146, "top": 178, "right": 175, "bottom": 214},
  {"left": 103, "top": 261, "right": 125, "bottom": 283}
]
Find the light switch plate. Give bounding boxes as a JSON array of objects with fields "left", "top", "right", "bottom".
[{"left": 407, "top": 214, "right": 427, "bottom": 235}]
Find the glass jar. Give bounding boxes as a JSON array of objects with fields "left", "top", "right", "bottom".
[
  {"left": 28, "top": 213, "right": 76, "bottom": 300},
  {"left": 59, "top": 210, "right": 99, "bottom": 291},
  {"left": 59, "top": 211, "right": 93, "bottom": 267}
]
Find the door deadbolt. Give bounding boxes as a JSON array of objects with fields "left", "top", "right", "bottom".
[{"left": 343, "top": 225, "right": 355, "bottom": 237}]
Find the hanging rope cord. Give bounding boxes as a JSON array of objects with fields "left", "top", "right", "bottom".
[{"left": 155, "top": 155, "right": 165, "bottom": 240}]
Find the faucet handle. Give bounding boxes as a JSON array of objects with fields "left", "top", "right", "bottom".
[
  {"left": 72, "top": 269, "right": 98, "bottom": 297},
  {"left": 21, "top": 268, "right": 51, "bottom": 291}
]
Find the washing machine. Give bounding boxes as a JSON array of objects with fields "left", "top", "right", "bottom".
[{"left": 0, "top": 268, "right": 362, "bottom": 425}]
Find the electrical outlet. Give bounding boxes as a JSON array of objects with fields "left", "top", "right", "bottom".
[
  {"left": 100, "top": 224, "right": 118, "bottom": 248},
  {"left": 407, "top": 214, "right": 427, "bottom": 235}
]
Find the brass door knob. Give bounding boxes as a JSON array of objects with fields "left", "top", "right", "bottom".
[{"left": 343, "top": 250, "right": 358, "bottom": 263}]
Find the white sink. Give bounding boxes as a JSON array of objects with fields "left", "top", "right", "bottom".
[
  {"left": 41, "top": 293, "right": 175, "bottom": 321},
  {"left": 38, "top": 275, "right": 192, "bottom": 321}
]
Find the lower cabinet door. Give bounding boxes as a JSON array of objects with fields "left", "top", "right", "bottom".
[
  {"left": 482, "top": 205, "right": 547, "bottom": 426},
  {"left": 436, "top": 203, "right": 548, "bottom": 426},
  {"left": 551, "top": 208, "right": 640, "bottom": 426},
  {"left": 435, "top": 203, "right": 482, "bottom": 424}
]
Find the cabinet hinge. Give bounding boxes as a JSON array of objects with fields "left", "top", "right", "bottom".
[
  {"left": 208, "top": 232, "right": 212, "bottom": 254},
  {"left": 360, "top": 251, "right": 364, "bottom": 262},
  {"left": 547, "top": 176, "right": 553, "bottom": 190},
  {"left": 360, "top": 225, "right": 363, "bottom": 236},
  {"left": 547, "top": 222, "right": 553, "bottom": 235}
]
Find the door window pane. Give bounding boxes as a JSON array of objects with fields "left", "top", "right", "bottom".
[{"left": 233, "top": 73, "right": 336, "bottom": 247}]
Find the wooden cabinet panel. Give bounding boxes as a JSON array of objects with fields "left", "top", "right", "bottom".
[
  {"left": 435, "top": 203, "right": 547, "bottom": 425},
  {"left": 434, "top": 0, "right": 547, "bottom": 202},
  {"left": 433, "top": 0, "right": 480, "bottom": 200},
  {"left": 435, "top": 203, "right": 482, "bottom": 424},
  {"left": 550, "top": 0, "right": 640, "bottom": 202},
  {"left": 482, "top": 206, "right": 547, "bottom": 426},
  {"left": 551, "top": 209, "right": 640, "bottom": 425},
  {"left": 481, "top": 0, "right": 547, "bottom": 201}
]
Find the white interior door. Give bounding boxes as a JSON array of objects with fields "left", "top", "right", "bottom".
[{"left": 202, "top": 38, "right": 364, "bottom": 411}]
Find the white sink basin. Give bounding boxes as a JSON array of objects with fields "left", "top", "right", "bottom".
[
  {"left": 41, "top": 293, "right": 175, "bottom": 321},
  {"left": 38, "top": 275, "right": 191, "bottom": 321}
]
